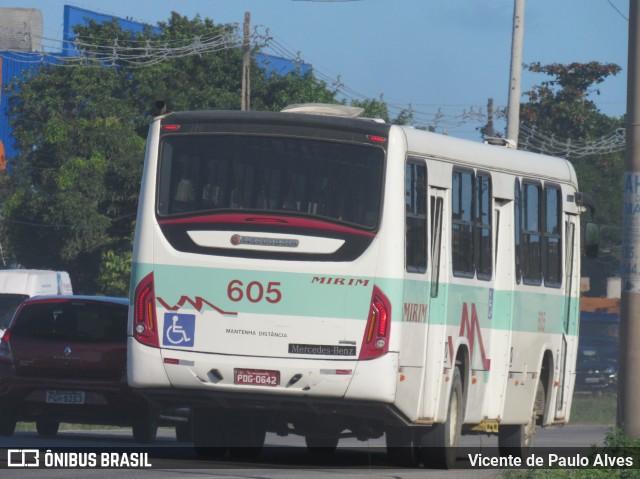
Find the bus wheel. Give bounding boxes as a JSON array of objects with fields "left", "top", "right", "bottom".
[
  {"left": 386, "top": 426, "right": 420, "bottom": 467},
  {"left": 175, "top": 419, "right": 192, "bottom": 443},
  {"left": 192, "top": 407, "right": 227, "bottom": 459},
  {"left": 0, "top": 409, "right": 16, "bottom": 437},
  {"left": 226, "top": 412, "right": 267, "bottom": 461},
  {"left": 36, "top": 419, "right": 60, "bottom": 437},
  {"left": 419, "top": 366, "right": 463, "bottom": 469},
  {"left": 498, "top": 377, "right": 543, "bottom": 458},
  {"left": 132, "top": 403, "right": 159, "bottom": 444}
]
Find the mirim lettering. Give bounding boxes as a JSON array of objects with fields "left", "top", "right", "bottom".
[
  {"left": 311, "top": 277, "right": 370, "bottom": 287},
  {"left": 403, "top": 303, "right": 427, "bottom": 323}
]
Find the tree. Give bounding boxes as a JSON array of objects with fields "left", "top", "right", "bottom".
[
  {"left": 2, "top": 64, "right": 144, "bottom": 291},
  {"left": 349, "top": 97, "right": 415, "bottom": 125},
  {"left": 521, "top": 61, "right": 622, "bottom": 139},
  {"left": 0, "top": 12, "right": 391, "bottom": 294}
]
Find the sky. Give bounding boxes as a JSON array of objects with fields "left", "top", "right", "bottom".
[{"left": 0, "top": 0, "right": 631, "bottom": 141}]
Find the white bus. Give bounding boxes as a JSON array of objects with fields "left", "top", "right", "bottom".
[{"left": 128, "top": 104, "right": 597, "bottom": 467}]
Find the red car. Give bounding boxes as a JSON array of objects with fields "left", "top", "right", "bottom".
[{"left": 0, "top": 296, "right": 160, "bottom": 442}]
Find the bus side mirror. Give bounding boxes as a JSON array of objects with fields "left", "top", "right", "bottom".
[{"left": 584, "top": 222, "right": 599, "bottom": 259}]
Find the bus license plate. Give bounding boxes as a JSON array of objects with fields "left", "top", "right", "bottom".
[
  {"left": 234, "top": 369, "right": 279, "bottom": 387},
  {"left": 46, "top": 390, "right": 85, "bottom": 404}
]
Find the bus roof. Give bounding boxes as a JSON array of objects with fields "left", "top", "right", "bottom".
[
  {"left": 157, "top": 109, "right": 578, "bottom": 188},
  {"left": 400, "top": 125, "right": 578, "bottom": 187},
  {"left": 159, "top": 109, "right": 391, "bottom": 138}
]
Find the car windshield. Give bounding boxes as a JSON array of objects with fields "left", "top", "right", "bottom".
[
  {"left": 0, "top": 294, "right": 29, "bottom": 330},
  {"left": 11, "top": 301, "right": 127, "bottom": 343},
  {"left": 579, "top": 347, "right": 615, "bottom": 365}
]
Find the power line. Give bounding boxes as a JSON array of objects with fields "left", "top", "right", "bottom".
[
  {"left": 2, "top": 18, "right": 627, "bottom": 156},
  {"left": 606, "top": 0, "right": 628, "bottom": 21},
  {"left": 261, "top": 33, "right": 630, "bottom": 153},
  {"left": 519, "top": 123, "right": 625, "bottom": 158},
  {"left": 0, "top": 25, "right": 261, "bottom": 67}
]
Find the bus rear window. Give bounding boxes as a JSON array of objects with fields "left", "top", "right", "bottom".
[{"left": 157, "top": 135, "right": 384, "bottom": 229}]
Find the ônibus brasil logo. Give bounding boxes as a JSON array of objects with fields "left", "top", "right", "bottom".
[{"left": 230, "top": 234, "right": 299, "bottom": 248}]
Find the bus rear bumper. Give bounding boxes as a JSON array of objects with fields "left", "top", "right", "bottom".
[
  {"left": 127, "top": 337, "right": 171, "bottom": 388},
  {"left": 128, "top": 341, "right": 401, "bottom": 422}
]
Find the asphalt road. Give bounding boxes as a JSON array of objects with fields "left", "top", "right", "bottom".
[{"left": 0, "top": 424, "right": 612, "bottom": 479}]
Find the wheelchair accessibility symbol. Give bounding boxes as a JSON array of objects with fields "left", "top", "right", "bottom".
[{"left": 163, "top": 313, "right": 195, "bottom": 347}]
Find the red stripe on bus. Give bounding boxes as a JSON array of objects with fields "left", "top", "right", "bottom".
[{"left": 157, "top": 214, "right": 376, "bottom": 238}]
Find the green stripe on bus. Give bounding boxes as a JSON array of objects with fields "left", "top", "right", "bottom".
[{"left": 132, "top": 262, "right": 578, "bottom": 335}]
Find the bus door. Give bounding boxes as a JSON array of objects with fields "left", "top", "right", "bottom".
[
  {"left": 555, "top": 214, "right": 578, "bottom": 418},
  {"left": 485, "top": 197, "right": 515, "bottom": 420},
  {"left": 418, "top": 186, "right": 447, "bottom": 419},
  {"left": 396, "top": 161, "right": 430, "bottom": 418}
]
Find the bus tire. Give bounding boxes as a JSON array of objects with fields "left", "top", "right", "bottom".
[
  {"left": 226, "top": 412, "right": 266, "bottom": 461},
  {"left": 132, "top": 403, "right": 159, "bottom": 444},
  {"left": 498, "top": 377, "right": 543, "bottom": 458},
  {"left": 419, "top": 366, "right": 463, "bottom": 469},
  {"left": 386, "top": 426, "right": 420, "bottom": 467},
  {"left": 0, "top": 409, "right": 16, "bottom": 437},
  {"left": 36, "top": 419, "right": 59, "bottom": 437},
  {"left": 175, "top": 421, "right": 192, "bottom": 443},
  {"left": 192, "top": 407, "right": 227, "bottom": 458}
]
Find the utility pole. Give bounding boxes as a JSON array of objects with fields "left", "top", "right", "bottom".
[
  {"left": 620, "top": 0, "right": 640, "bottom": 439},
  {"left": 241, "top": 11, "right": 251, "bottom": 111},
  {"left": 506, "top": 0, "right": 525, "bottom": 146},
  {"left": 486, "top": 98, "right": 495, "bottom": 137}
]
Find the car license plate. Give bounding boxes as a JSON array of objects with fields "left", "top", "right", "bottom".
[
  {"left": 46, "top": 390, "right": 85, "bottom": 404},
  {"left": 234, "top": 368, "right": 279, "bottom": 387},
  {"left": 585, "top": 378, "right": 600, "bottom": 384}
]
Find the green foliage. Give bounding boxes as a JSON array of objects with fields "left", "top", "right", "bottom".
[
  {"left": 98, "top": 249, "right": 132, "bottom": 297},
  {"left": 252, "top": 70, "right": 338, "bottom": 111},
  {"left": 351, "top": 98, "right": 390, "bottom": 121},
  {"left": 1, "top": 63, "right": 144, "bottom": 291},
  {"left": 0, "top": 12, "right": 387, "bottom": 293},
  {"left": 350, "top": 97, "right": 414, "bottom": 125}
]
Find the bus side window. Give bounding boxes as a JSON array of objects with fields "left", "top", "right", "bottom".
[
  {"left": 405, "top": 162, "right": 427, "bottom": 273},
  {"left": 522, "top": 181, "right": 543, "bottom": 285},
  {"left": 544, "top": 185, "right": 562, "bottom": 287},
  {"left": 514, "top": 179, "right": 522, "bottom": 284},
  {"left": 431, "top": 195, "right": 444, "bottom": 297},
  {"left": 452, "top": 169, "right": 492, "bottom": 280},
  {"left": 452, "top": 170, "right": 474, "bottom": 277},
  {"left": 476, "top": 173, "right": 492, "bottom": 280}
]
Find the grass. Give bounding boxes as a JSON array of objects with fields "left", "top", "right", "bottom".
[
  {"left": 570, "top": 391, "right": 617, "bottom": 425},
  {"left": 15, "top": 422, "right": 129, "bottom": 432}
]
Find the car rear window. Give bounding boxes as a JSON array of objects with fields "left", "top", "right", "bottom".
[{"left": 11, "top": 301, "right": 127, "bottom": 343}]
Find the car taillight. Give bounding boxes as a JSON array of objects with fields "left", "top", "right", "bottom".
[
  {"left": 133, "top": 273, "right": 159, "bottom": 348},
  {"left": 0, "top": 330, "right": 14, "bottom": 365},
  {"left": 359, "top": 286, "right": 391, "bottom": 360}
]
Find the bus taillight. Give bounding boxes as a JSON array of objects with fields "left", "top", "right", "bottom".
[
  {"left": 134, "top": 273, "right": 159, "bottom": 348},
  {"left": 0, "top": 329, "right": 14, "bottom": 365},
  {"left": 359, "top": 286, "right": 391, "bottom": 360}
]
